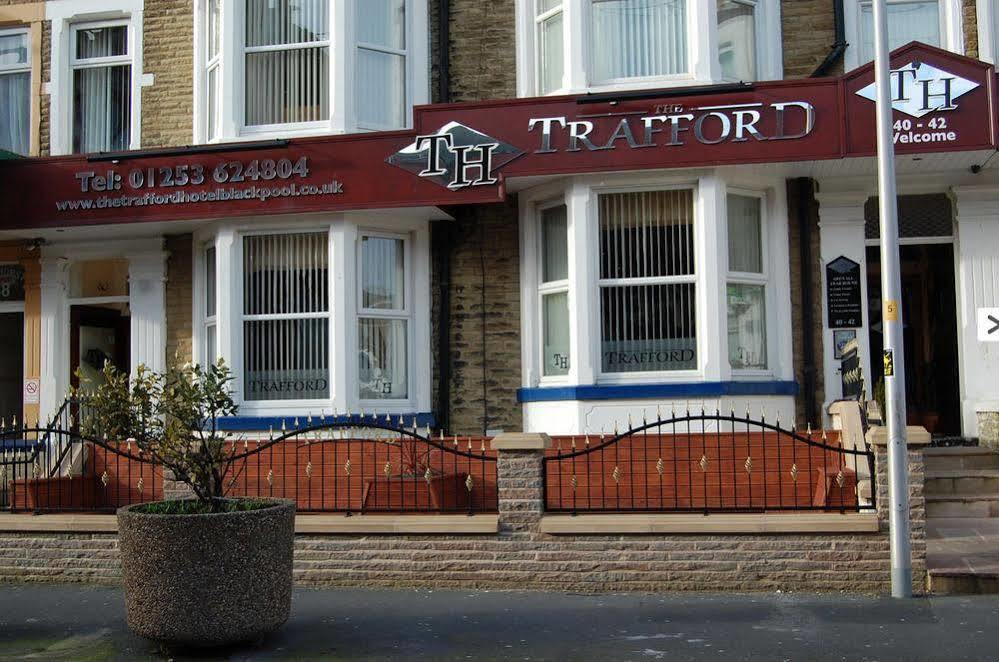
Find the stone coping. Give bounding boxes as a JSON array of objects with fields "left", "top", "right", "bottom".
[
  {"left": 540, "top": 512, "right": 880, "bottom": 535},
  {"left": 0, "top": 514, "right": 499, "bottom": 535},
  {"left": 865, "top": 426, "right": 932, "bottom": 447},
  {"left": 489, "top": 432, "right": 552, "bottom": 450}
]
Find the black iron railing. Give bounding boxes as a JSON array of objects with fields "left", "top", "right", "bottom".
[
  {"left": 1, "top": 412, "right": 497, "bottom": 515},
  {"left": 543, "top": 409, "right": 875, "bottom": 515}
]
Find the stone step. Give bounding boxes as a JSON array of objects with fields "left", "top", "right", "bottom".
[
  {"left": 928, "top": 571, "right": 999, "bottom": 595},
  {"left": 926, "top": 494, "right": 999, "bottom": 519},
  {"left": 924, "top": 470, "right": 999, "bottom": 496},
  {"left": 923, "top": 447, "right": 999, "bottom": 472}
]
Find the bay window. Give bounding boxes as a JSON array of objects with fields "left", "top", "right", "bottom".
[
  {"left": 859, "top": 0, "right": 939, "bottom": 62},
  {"left": 847, "top": 0, "right": 962, "bottom": 70},
  {"left": 198, "top": 218, "right": 430, "bottom": 417},
  {"left": 717, "top": 0, "right": 757, "bottom": 81},
  {"left": 356, "top": 0, "right": 408, "bottom": 129},
  {"left": 518, "top": 0, "right": 779, "bottom": 96},
  {"left": 358, "top": 235, "right": 409, "bottom": 400},
  {"left": 205, "top": 0, "right": 221, "bottom": 141},
  {"left": 242, "top": 232, "right": 331, "bottom": 402},
  {"left": 204, "top": 245, "right": 217, "bottom": 366},
  {"left": 598, "top": 190, "right": 696, "bottom": 374},
  {"left": 198, "top": 0, "right": 428, "bottom": 141},
  {"left": 71, "top": 23, "right": 131, "bottom": 153},
  {"left": 590, "top": 0, "right": 687, "bottom": 83},
  {"left": 523, "top": 175, "right": 792, "bottom": 406},
  {"left": 0, "top": 29, "right": 30, "bottom": 155},
  {"left": 540, "top": 204, "right": 570, "bottom": 377},
  {"left": 244, "top": 0, "right": 329, "bottom": 128},
  {"left": 726, "top": 193, "right": 768, "bottom": 371}
]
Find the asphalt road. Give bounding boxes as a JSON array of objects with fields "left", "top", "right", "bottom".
[{"left": 0, "top": 584, "right": 997, "bottom": 661}]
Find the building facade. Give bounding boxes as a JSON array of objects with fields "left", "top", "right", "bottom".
[{"left": 0, "top": 0, "right": 998, "bottom": 447}]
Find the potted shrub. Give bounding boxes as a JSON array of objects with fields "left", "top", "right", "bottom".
[{"left": 75, "top": 360, "right": 295, "bottom": 648}]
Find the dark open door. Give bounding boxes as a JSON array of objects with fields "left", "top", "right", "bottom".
[{"left": 70, "top": 306, "right": 130, "bottom": 394}]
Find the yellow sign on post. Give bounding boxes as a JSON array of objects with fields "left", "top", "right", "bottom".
[{"left": 884, "top": 300, "right": 899, "bottom": 322}]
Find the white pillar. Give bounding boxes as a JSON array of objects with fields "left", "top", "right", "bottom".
[
  {"left": 126, "top": 249, "right": 168, "bottom": 374},
  {"left": 816, "top": 190, "right": 873, "bottom": 410},
  {"left": 38, "top": 257, "right": 69, "bottom": 422},
  {"left": 698, "top": 174, "right": 726, "bottom": 383},
  {"left": 952, "top": 186, "right": 999, "bottom": 437}
]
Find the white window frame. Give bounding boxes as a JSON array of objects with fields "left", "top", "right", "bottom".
[
  {"left": 204, "top": 0, "right": 221, "bottom": 142},
  {"left": 716, "top": 0, "right": 770, "bottom": 83},
  {"left": 593, "top": 183, "right": 700, "bottom": 383},
  {"left": 202, "top": 243, "right": 218, "bottom": 365},
  {"left": 536, "top": 200, "right": 571, "bottom": 383},
  {"left": 355, "top": 9, "right": 412, "bottom": 132},
  {"left": 977, "top": 0, "right": 999, "bottom": 65},
  {"left": 0, "top": 27, "right": 31, "bottom": 155},
  {"left": 239, "top": 2, "right": 331, "bottom": 136},
  {"left": 194, "top": 214, "right": 431, "bottom": 419},
  {"left": 236, "top": 226, "right": 335, "bottom": 409},
  {"left": 193, "top": 0, "right": 429, "bottom": 144},
  {"left": 69, "top": 19, "right": 133, "bottom": 154},
  {"left": 515, "top": 0, "right": 781, "bottom": 98},
  {"left": 356, "top": 230, "right": 414, "bottom": 404},
  {"left": 724, "top": 189, "right": 772, "bottom": 375},
  {"left": 46, "top": 0, "right": 144, "bottom": 156},
  {"left": 844, "top": 0, "right": 963, "bottom": 71}
]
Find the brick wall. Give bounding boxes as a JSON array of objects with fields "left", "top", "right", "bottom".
[
  {"left": 875, "top": 445, "right": 927, "bottom": 594},
  {"left": 141, "top": 0, "right": 195, "bottom": 149},
  {"left": 965, "top": 0, "right": 980, "bottom": 59},
  {"left": 782, "top": 0, "right": 839, "bottom": 78},
  {"left": 436, "top": 199, "right": 523, "bottom": 435},
  {"left": 787, "top": 180, "right": 826, "bottom": 427},
  {"left": 165, "top": 234, "right": 193, "bottom": 366},
  {"left": 0, "top": 440, "right": 928, "bottom": 593},
  {"left": 439, "top": 0, "right": 517, "bottom": 103}
]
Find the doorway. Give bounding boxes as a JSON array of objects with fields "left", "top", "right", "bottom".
[
  {"left": 866, "top": 243, "right": 961, "bottom": 435},
  {"left": 70, "top": 305, "right": 130, "bottom": 396},
  {"left": 0, "top": 312, "right": 23, "bottom": 422}
]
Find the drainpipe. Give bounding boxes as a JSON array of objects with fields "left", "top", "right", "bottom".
[
  {"left": 438, "top": 0, "right": 450, "bottom": 103},
  {"left": 811, "top": 0, "right": 847, "bottom": 77},
  {"left": 433, "top": 221, "right": 453, "bottom": 434},
  {"left": 796, "top": 178, "right": 819, "bottom": 426}
]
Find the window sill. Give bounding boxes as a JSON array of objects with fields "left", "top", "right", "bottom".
[
  {"left": 217, "top": 412, "right": 436, "bottom": 432},
  {"left": 518, "top": 381, "right": 798, "bottom": 402},
  {"left": 0, "top": 513, "right": 498, "bottom": 535},
  {"left": 540, "top": 512, "right": 879, "bottom": 535}
]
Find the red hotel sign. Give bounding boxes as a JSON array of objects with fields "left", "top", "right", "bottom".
[{"left": 0, "top": 43, "right": 993, "bottom": 230}]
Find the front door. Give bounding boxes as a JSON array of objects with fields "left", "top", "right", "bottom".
[
  {"left": 867, "top": 244, "right": 961, "bottom": 436},
  {"left": 70, "top": 305, "right": 130, "bottom": 396},
  {"left": 0, "top": 312, "right": 23, "bottom": 422}
]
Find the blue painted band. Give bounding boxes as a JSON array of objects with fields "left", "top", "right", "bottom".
[
  {"left": 218, "top": 413, "right": 437, "bottom": 432},
  {"left": 517, "top": 381, "right": 798, "bottom": 403}
]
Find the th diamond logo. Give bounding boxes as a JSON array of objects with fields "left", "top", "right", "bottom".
[
  {"left": 855, "top": 61, "right": 979, "bottom": 118},
  {"left": 388, "top": 122, "right": 523, "bottom": 190}
]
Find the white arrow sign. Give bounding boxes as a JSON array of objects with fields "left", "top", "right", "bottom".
[{"left": 978, "top": 308, "right": 999, "bottom": 343}]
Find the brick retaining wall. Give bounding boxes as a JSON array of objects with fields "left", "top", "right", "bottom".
[{"left": 0, "top": 435, "right": 926, "bottom": 594}]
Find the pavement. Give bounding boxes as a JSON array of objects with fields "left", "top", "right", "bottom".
[
  {"left": 1, "top": 585, "right": 999, "bottom": 661},
  {"left": 927, "top": 517, "right": 999, "bottom": 576}
]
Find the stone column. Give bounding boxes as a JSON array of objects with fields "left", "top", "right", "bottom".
[
  {"left": 126, "top": 249, "right": 168, "bottom": 374},
  {"left": 491, "top": 432, "right": 551, "bottom": 536},
  {"left": 38, "top": 257, "right": 69, "bottom": 423},
  {"left": 867, "top": 425, "right": 930, "bottom": 594}
]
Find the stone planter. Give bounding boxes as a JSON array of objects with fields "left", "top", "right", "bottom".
[{"left": 117, "top": 498, "right": 295, "bottom": 647}]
